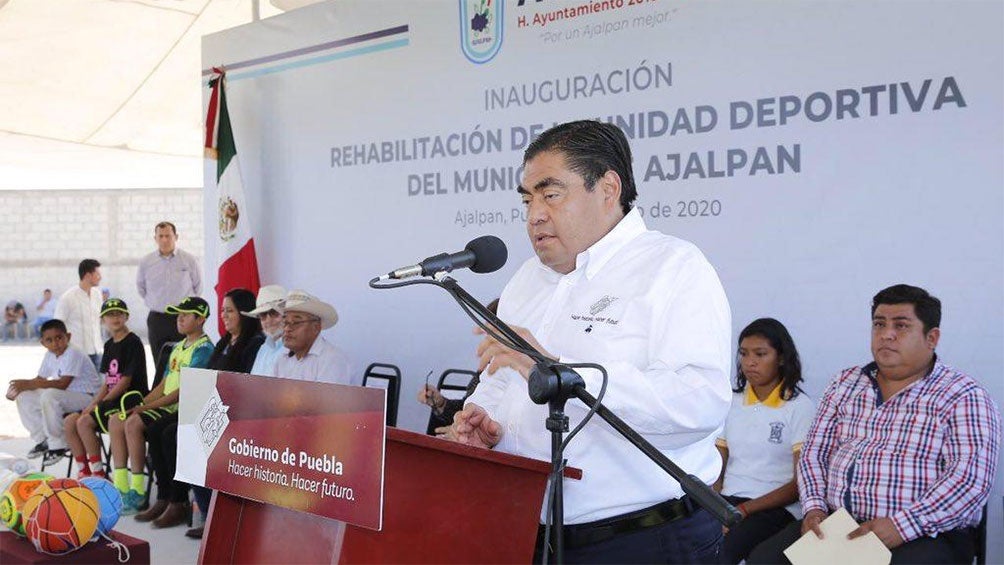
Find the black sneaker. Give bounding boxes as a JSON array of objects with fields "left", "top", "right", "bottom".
[
  {"left": 26, "top": 441, "right": 48, "bottom": 459},
  {"left": 42, "top": 449, "right": 68, "bottom": 466}
]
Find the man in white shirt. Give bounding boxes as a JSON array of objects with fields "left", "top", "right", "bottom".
[
  {"left": 54, "top": 259, "right": 104, "bottom": 368},
  {"left": 136, "top": 221, "right": 202, "bottom": 355},
  {"left": 243, "top": 285, "right": 288, "bottom": 376},
  {"left": 273, "top": 290, "right": 356, "bottom": 385},
  {"left": 6, "top": 319, "right": 101, "bottom": 465},
  {"left": 453, "top": 120, "right": 733, "bottom": 563}
]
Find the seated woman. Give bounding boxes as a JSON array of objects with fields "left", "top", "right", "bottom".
[{"left": 714, "top": 318, "right": 815, "bottom": 564}]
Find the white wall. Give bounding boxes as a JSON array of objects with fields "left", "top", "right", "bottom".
[
  {"left": 3, "top": 188, "right": 205, "bottom": 338},
  {"left": 202, "top": 1, "right": 1004, "bottom": 559}
]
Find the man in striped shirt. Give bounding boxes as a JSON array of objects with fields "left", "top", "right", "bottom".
[{"left": 749, "top": 284, "right": 1001, "bottom": 564}]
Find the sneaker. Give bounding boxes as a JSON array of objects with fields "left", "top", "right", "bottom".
[
  {"left": 120, "top": 490, "right": 144, "bottom": 515},
  {"left": 26, "top": 441, "right": 48, "bottom": 459},
  {"left": 185, "top": 526, "right": 204, "bottom": 539},
  {"left": 42, "top": 449, "right": 68, "bottom": 466}
]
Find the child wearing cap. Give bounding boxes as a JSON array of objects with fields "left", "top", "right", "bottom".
[
  {"left": 62, "top": 298, "right": 149, "bottom": 479},
  {"left": 107, "top": 296, "right": 214, "bottom": 520}
]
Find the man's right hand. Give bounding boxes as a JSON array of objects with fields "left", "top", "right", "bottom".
[
  {"left": 801, "top": 509, "right": 827, "bottom": 539},
  {"left": 451, "top": 403, "right": 502, "bottom": 448}
]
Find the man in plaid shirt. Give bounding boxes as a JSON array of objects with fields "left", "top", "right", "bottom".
[{"left": 749, "top": 284, "right": 1001, "bottom": 564}]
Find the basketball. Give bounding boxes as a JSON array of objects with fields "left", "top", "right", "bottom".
[
  {"left": 79, "top": 476, "right": 121, "bottom": 537},
  {"left": 0, "top": 472, "right": 53, "bottom": 536},
  {"left": 23, "top": 478, "right": 100, "bottom": 554}
]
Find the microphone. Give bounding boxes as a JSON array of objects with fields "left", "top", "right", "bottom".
[{"left": 379, "top": 235, "right": 508, "bottom": 280}]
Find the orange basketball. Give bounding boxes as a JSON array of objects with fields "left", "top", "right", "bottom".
[{"left": 23, "top": 478, "right": 99, "bottom": 555}]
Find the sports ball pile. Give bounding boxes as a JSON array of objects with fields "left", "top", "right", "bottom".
[{"left": 1, "top": 473, "right": 122, "bottom": 555}]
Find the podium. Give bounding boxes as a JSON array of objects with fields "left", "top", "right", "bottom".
[{"left": 199, "top": 427, "right": 580, "bottom": 563}]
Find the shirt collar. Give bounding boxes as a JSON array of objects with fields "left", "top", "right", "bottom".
[
  {"left": 861, "top": 353, "right": 940, "bottom": 404},
  {"left": 862, "top": 353, "right": 940, "bottom": 381},
  {"left": 743, "top": 383, "right": 786, "bottom": 408},
  {"left": 535, "top": 208, "right": 647, "bottom": 280}
]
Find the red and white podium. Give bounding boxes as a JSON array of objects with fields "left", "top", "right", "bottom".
[{"left": 200, "top": 427, "right": 579, "bottom": 563}]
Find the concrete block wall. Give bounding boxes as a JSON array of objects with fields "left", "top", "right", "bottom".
[{"left": 2, "top": 189, "right": 205, "bottom": 339}]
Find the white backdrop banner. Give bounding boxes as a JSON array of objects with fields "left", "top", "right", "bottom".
[{"left": 202, "top": 1, "right": 1003, "bottom": 557}]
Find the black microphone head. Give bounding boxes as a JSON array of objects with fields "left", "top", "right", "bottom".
[{"left": 465, "top": 235, "right": 508, "bottom": 274}]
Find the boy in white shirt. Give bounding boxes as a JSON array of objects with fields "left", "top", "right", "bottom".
[{"left": 6, "top": 319, "right": 102, "bottom": 465}]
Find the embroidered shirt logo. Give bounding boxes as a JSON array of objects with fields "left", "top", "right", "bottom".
[
  {"left": 768, "top": 422, "right": 785, "bottom": 444},
  {"left": 589, "top": 295, "right": 618, "bottom": 316}
]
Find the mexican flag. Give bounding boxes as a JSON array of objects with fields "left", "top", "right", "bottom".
[{"left": 205, "top": 68, "right": 261, "bottom": 334}]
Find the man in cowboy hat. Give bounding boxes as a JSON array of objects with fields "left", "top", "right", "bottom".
[
  {"left": 242, "top": 285, "right": 288, "bottom": 377},
  {"left": 273, "top": 290, "right": 356, "bottom": 385}
]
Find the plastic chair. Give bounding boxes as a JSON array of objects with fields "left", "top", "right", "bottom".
[
  {"left": 437, "top": 369, "right": 478, "bottom": 396},
  {"left": 361, "top": 363, "right": 402, "bottom": 427}
]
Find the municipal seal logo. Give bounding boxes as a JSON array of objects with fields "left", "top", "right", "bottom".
[
  {"left": 218, "top": 196, "right": 239, "bottom": 241},
  {"left": 459, "top": 0, "right": 504, "bottom": 64}
]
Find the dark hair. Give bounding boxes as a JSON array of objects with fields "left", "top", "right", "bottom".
[
  {"left": 208, "top": 288, "right": 263, "bottom": 372},
  {"left": 871, "top": 284, "right": 941, "bottom": 334},
  {"left": 734, "top": 318, "right": 803, "bottom": 400},
  {"left": 155, "top": 221, "right": 177, "bottom": 235},
  {"left": 523, "top": 120, "right": 637, "bottom": 215},
  {"left": 78, "top": 259, "right": 101, "bottom": 280},
  {"left": 40, "top": 319, "right": 67, "bottom": 335}
]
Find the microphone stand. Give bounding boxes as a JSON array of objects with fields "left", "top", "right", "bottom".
[{"left": 371, "top": 274, "right": 741, "bottom": 563}]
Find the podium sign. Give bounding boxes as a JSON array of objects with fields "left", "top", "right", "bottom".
[{"left": 176, "top": 369, "right": 387, "bottom": 530}]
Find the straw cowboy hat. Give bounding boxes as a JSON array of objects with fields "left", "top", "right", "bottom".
[
  {"left": 242, "top": 285, "right": 288, "bottom": 317},
  {"left": 281, "top": 290, "right": 339, "bottom": 329}
]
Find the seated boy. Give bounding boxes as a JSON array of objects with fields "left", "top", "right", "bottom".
[
  {"left": 63, "top": 298, "right": 149, "bottom": 478},
  {"left": 6, "top": 319, "right": 102, "bottom": 464},
  {"left": 107, "top": 297, "right": 213, "bottom": 520}
]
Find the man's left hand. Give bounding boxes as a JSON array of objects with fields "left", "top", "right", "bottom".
[
  {"left": 475, "top": 325, "right": 554, "bottom": 380},
  {"left": 847, "top": 517, "right": 905, "bottom": 549}
]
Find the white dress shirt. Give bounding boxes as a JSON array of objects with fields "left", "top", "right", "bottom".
[
  {"left": 54, "top": 286, "right": 103, "bottom": 356},
  {"left": 273, "top": 335, "right": 357, "bottom": 386},
  {"left": 466, "top": 209, "right": 732, "bottom": 524}
]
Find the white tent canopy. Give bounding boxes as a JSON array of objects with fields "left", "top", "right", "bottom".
[{"left": 0, "top": 0, "right": 311, "bottom": 190}]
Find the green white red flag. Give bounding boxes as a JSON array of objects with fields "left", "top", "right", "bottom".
[{"left": 205, "top": 68, "right": 260, "bottom": 334}]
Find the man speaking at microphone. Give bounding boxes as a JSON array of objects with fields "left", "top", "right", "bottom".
[{"left": 452, "top": 120, "right": 732, "bottom": 563}]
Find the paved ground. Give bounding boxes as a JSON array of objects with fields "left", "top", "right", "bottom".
[{"left": 0, "top": 344, "right": 200, "bottom": 563}]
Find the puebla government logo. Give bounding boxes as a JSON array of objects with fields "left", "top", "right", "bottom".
[{"left": 459, "top": 0, "right": 504, "bottom": 64}]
